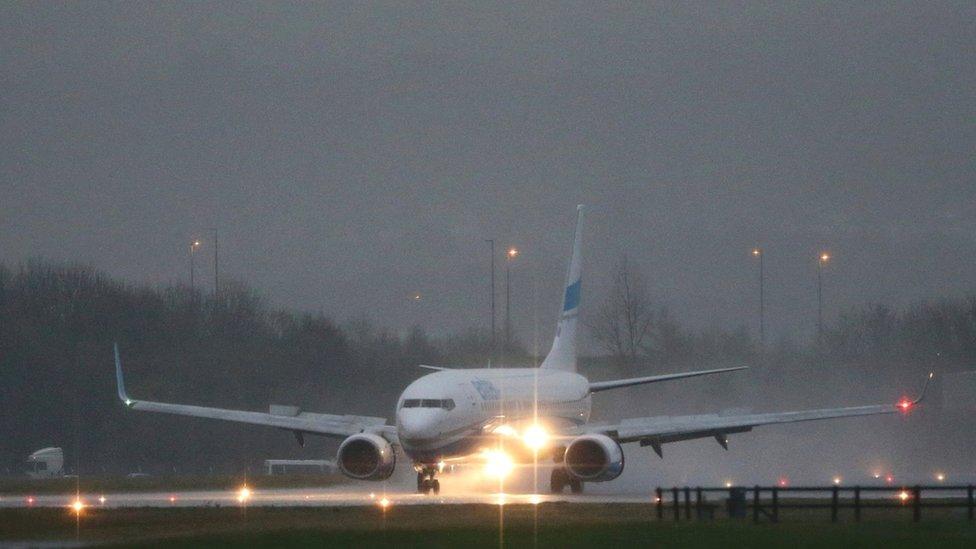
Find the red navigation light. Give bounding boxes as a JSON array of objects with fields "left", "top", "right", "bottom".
[
  {"left": 897, "top": 398, "right": 913, "bottom": 413},
  {"left": 777, "top": 477, "right": 789, "bottom": 487}
]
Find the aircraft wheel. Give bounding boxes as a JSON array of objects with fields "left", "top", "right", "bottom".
[
  {"left": 416, "top": 472, "right": 426, "bottom": 493},
  {"left": 569, "top": 477, "right": 583, "bottom": 494},
  {"left": 432, "top": 479, "right": 440, "bottom": 495},
  {"left": 550, "top": 468, "right": 567, "bottom": 493}
]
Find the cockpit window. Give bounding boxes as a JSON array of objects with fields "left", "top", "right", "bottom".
[{"left": 401, "top": 399, "right": 455, "bottom": 410}]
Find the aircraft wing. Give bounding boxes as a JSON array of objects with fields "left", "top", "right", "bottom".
[
  {"left": 572, "top": 373, "right": 932, "bottom": 455},
  {"left": 114, "top": 344, "right": 394, "bottom": 442}
]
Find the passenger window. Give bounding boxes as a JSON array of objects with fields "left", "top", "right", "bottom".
[{"left": 402, "top": 399, "right": 421, "bottom": 408}]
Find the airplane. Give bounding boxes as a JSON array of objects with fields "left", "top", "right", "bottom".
[{"left": 113, "top": 205, "right": 931, "bottom": 494}]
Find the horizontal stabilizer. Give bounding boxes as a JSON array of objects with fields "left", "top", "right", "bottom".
[
  {"left": 418, "top": 365, "right": 453, "bottom": 371},
  {"left": 588, "top": 366, "right": 747, "bottom": 393}
]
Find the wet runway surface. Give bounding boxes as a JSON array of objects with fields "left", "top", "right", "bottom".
[
  {"left": 5, "top": 480, "right": 965, "bottom": 509},
  {"left": 0, "top": 485, "right": 656, "bottom": 509}
]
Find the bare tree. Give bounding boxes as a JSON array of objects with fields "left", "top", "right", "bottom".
[{"left": 589, "top": 255, "right": 657, "bottom": 366}]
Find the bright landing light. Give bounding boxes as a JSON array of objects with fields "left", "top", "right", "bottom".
[
  {"left": 522, "top": 424, "right": 549, "bottom": 451},
  {"left": 492, "top": 425, "right": 518, "bottom": 437},
  {"left": 71, "top": 499, "right": 85, "bottom": 514},
  {"left": 483, "top": 450, "right": 515, "bottom": 479}
]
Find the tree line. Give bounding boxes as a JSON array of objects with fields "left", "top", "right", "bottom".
[{"left": 0, "top": 259, "right": 972, "bottom": 475}]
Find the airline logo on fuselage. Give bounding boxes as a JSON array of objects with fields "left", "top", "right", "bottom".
[{"left": 471, "top": 379, "right": 500, "bottom": 401}]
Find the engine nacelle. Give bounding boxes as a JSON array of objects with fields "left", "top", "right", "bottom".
[
  {"left": 337, "top": 433, "right": 396, "bottom": 480},
  {"left": 564, "top": 433, "right": 624, "bottom": 482}
]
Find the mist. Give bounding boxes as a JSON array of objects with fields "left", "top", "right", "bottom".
[{"left": 1, "top": 2, "right": 974, "bottom": 489}]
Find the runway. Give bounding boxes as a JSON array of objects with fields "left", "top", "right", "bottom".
[{"left": 0, "top": 484, "right": 656, "bottom": 509}]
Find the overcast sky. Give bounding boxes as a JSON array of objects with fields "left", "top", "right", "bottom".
[{"left": 2, "top": 2, "right": 974, "bottom": 346}]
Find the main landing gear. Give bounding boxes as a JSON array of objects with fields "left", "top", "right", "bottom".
[
  {"left": 417, "top": 468, "right": 440, "bottom": 495},
  {"left": 550, "top": 467, "right": 583, "bottom": 494}
]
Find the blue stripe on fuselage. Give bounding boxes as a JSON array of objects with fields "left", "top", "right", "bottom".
[{"left": 563, "top": 279, "right": 581, "bottom": 311}]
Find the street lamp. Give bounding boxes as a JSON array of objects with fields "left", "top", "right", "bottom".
[
  {"left": 817, "top": 252, "right": 831, "bottom": 342},
  {"left": 505, "top": 247, "right": 519, "bottom": 358},
  {"left": 189, "top": 240, "right": 201, "bottom": 291},
  {"left": 751, "top": 248, "right": 764, "bottom": 348},
  {"left": 485, "top": 239, "right": 496, "bottom": 364},
  {"left": 210, "top": 228, "right": 219, "bottom": 297}
]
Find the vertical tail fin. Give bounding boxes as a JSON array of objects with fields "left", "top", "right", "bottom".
[{"left": 540, "top": 205, "right": 583, "bottom": 372}]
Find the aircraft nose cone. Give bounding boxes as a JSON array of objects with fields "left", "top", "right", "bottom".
[{"left": 398, "top": 410, "right": 439, "bottom": 441}]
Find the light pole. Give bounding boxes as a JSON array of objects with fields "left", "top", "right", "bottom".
[
  {"left": 751, "top": 248, "right": 764, "bottom": 348},
  {"left": 210, "top": 227, "right": 219, "bottom": 297},
  {"left": 189, "top": 240, "right": 201, "bottom": 291},
  {"left": 485, "top": 239, "right": 495, "bottom": 363},
  {"left": 817, "top": 252, "right": 831, "bottom": 342},
  {"left": 505, "top": 247, "right": 519, "bottom": 357}
]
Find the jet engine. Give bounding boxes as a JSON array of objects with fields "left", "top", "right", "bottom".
[
  {"left": 563, "top": 434, "right": 624, "bottom": 481},
  {"left": 336, "top": 433, "right": 396, "bottom": 480}
]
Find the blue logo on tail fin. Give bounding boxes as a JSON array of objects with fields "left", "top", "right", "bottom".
[{"left": 563, "top": 280, "right": 581, "bottom": 311}]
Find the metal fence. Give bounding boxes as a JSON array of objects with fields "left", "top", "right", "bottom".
[{"left": 654, "top": 485, "right": 976, "bottom": 523}]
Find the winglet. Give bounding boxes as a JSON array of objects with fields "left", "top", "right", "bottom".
[
  {"left": 912, "top": 372, "right": 935, "bottom": 405},
  {"left": 418, "top": 364, "right": 452, "bottom": 371},
  {"left": 114, "top": 343, "right": 133, "bottom": 406}
]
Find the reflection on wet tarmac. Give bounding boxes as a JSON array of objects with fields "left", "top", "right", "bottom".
[{"left": 0, "top": 485, "right": 654, "bottom": 509}]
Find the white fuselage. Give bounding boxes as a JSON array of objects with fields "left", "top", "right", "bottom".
[{"left": 395, "top": 368, "right": 591, "bottom": 464}]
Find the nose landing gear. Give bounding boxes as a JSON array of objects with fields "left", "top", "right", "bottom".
[
  {"left": 550, "top": 467, "right": 583, "bottom": 494},
  {"left": 417, "top": 468, "right": 440, "bottom": 495}
]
